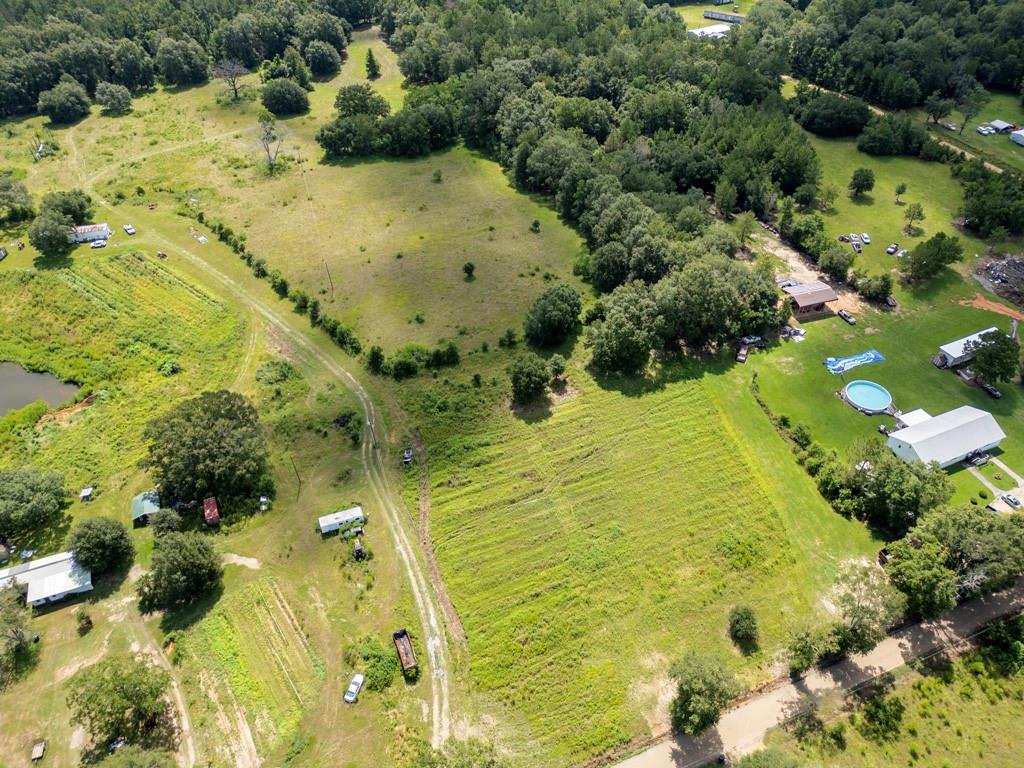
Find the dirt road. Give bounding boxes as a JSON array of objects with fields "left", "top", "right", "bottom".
[
  {"left": 77, "top": 154, "right": 454, "bottom": 749},
  {"left": 615, "top": 578, "right": 1024, "bottom": 768}
]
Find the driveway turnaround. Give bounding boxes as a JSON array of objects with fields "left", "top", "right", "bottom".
[{"left": 617, "top": 578, "right": 1024, "bottom": 768}]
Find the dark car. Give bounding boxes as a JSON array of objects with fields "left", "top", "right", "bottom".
[
  {"left": 838, "top": 309, "right": 856, "bottom": 325},
  {"left": 736, "top": 344, "right": 749, "bottom": 363},
  {"left": 837, "top": 235, "right": 850, "bottom": 242},
  {"left": 982, "top": 383, "right": 1002, "bottom": 399},
  {"left": 852, "top": 241, "right": 862, "bottom": 254}
]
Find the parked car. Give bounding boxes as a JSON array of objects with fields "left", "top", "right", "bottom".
[
  {"left": 861, "top": 233, "right": 871, "bottom": 244},
  {"left": 897, "top": 249, "right": 908, "bottom": 259},
  {"left": 1001, "top": 494, "right": 1022, "bottom": 510},
  {"left": 941, "top": 122, "right": 957, "bottom": 131},
  {"left": 852, "top": 241, "right": 862, "bottom": 254},
  {"left": 885, "top": 296, "right": 898, "bottom": 308},
  {"left": 886, "top": 243, "right": 898, "bottom": 255},
  {"left": 838, "top": 309, "right": 856, "bottom": 325},
  {"left": 982, "top": 383, "right": 1002, "bottom": 399},
  {"left": 849, "top": 233, "right": 860, "bottom": 242},
  {"left": 837, "top": 234, "right": 850, "bottom": 242},
  {"left": 736, "top": 344, "right": 749, "bottom": 363},
  {"left": 740, "top": 335, "right": 764, "bottom": 346},
  {"left": 344, "top": 673, "right": 365, "bottom": 703},
  {"left": 90, "top": 239, "right": 107, "bottom": 249},
  {"left": 123, "top": 224, "right": 136, "bottom": 235}
]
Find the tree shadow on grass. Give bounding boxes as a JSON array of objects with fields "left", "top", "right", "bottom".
[
  {"left": 510, "top": 395, "right": 552, "bottom": 423},
  {"left": 157, "top": 582, "right": 224, "bottom": 635},
  {"left": 902, "top": 267, "right": 963, "bottom": 303},
  {"left": 0, "top": 640, "right": 41, "bottom": 690},
  {"left": 849, "top": 193, "right": 875, "bottom": 207},
  {"left": 32, "top": 249, "right": 74, "bottom": 270},
  {"left": 590, "top": 351, "right": 726, "bottom": 398}
]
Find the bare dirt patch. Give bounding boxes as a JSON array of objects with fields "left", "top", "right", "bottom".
[
  {"left": 757, "top": 233, "right": 864, "bottom": 314},
  {"left": 36, "top": 394, "right": 97, "bottom": 429},
  {"left": 56, "top": 636, "right": 110, "bottom": 682},
  {"left": 70, "top": 725, "right": 86, "bottom": 750},
  {"left": 264, "top": 323, "right": 297, "bottom": 363},
  {"left": 222, "top": 553, "right": 261, "bottom": 570},
  {"left": 549, "top": 378, "right": 580, "bottom": 405},
  {"left": 629, "top": 652, "right": 674, "bottom": 738},
  {"left": 959, "top": 292, "right": 1024, "bottom": 322}
]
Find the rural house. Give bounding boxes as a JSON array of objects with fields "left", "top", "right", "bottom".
[
  {"left": 68, "top": 223, "right": 112, "bottom": 243},
  {"left": 0, "top": 551, "right": 93, "bottom": 607},
  {"left": 886, "top": 405, "right": 1005, "bottom": 468},
  {"left": 989, "top": 119, "right": 1014, "bottom": 134},
  {"left": 935, "top": 327, "right": 1000, "bottom": 368},
  {"left": 783, "top": 280, "right": 838, "bottom": 317}
]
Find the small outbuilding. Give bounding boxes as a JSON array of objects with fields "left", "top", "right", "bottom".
[
  {"left": 936, "top": 326, "right": 1000, "bottom": 367},
  {"left": 989, "top": 119, "right": 1014, "bottom": 134},
  {"left": 203, "top": 496, "right": 220, "bottom": 527},
  {"left": 783, "top": 280, "right": 838, "bottom": 317},
  {"left": 79, "top": 486, "right": 94, "bottom": 503},
  {"left": 0, "top": 551, "right": 93, "bottom": 607},
  {"left": 886, "top": 405, "right": 1005, "bottom": 468},
  {"left": 31, "top": 740, "right": 46, "bottom": 762},
  {"left": 131, "top": 491, "right": 160, "bottom": 527},
  {"left": 318, "top": 505, "right": 366, "bottom": 536},
  {"left": 68, "top": 223, "right": 112, "bottom": 244}
]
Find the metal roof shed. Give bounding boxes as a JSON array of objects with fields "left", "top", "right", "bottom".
[
  {"left": 131, "top": 491, "right": 160, "bottom": 526},
  {"left": 937, "top": 327, "right": 1000, "bottom": 367},
  {"left": 886, "top": 406, "right": 1006, "bottom": 468}
]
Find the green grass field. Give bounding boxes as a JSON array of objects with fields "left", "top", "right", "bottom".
[
  {"left": 764, "top": 651, "right": 1024, "bottom": 767},
  {"left": 674, "top": 0, "right": 754, "bottom": 29},
  {"left": 751, "top": 131, "right": 1024, "bottom": 507},
  {"left": 912, "top": 90, "right": 1024, "bottom": 174}
]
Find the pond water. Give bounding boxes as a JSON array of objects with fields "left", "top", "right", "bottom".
[{"left": 0, "top": 362, "right": 80, "bottom": 416}]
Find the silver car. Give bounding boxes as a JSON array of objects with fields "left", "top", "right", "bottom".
[
  {"left": 1001, "top": 494, "right": 1022, "bottom": 510},
  {"left": 344, "top": 673, "right": 365, "bottom": 703}
]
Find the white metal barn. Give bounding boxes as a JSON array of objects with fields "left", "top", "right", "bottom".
[
  {"left": 936, "top": 327, "right": 1000, "bottom": 367},
  {"left": 886, "top": 406, "right": 1006, "bottom": 468},
  {"left": 0, "top": 551, "right": 93, "bottom": 607},
  {"left": 317, "top": 505, "right": 365, "bottom": 535},
  {"left": 68, "top": 223, "right": 112, "bottom": 243}
]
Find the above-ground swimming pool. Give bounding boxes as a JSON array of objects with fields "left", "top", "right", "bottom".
[{"left": 844, "top": 380, "right": 893, "bottom": 414}]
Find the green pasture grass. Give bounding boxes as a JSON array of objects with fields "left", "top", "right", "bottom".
[
  {"left": 674, "top": 0, "right": 756, "bottom": 29},
  {"left": 397, "top": 350, "right": 876, "bottom": 762},
  {"left": 909, "top": 90, "right": 1024, "bottom": 174},
  {"left": 805, "top": 134, "right": 993, "bottom": 277},
  {"left": 338, "top": 26, "right": 407, "bottom": 110},
  {"left": 764, "top": 652, "right": 1024, "bottom": 767}
]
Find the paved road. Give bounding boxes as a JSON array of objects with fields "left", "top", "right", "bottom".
[{"left": 617, "top": 579, "right": 1024, "bottom": 768}]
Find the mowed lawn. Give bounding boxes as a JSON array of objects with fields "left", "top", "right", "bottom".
[
  {"left": 752, "top": 133, "right": 1024, "bottom": 505},
  {"left": 911, "top": 90, "right": 1024, "bottom": 174},
  {"left": 406, "top": 354, "right": 876, "bottom": 762},
  {"left": 674, "top": 0, "right": 755, "bottom": 29}
]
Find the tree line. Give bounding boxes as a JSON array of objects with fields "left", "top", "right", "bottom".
[{"left": 0, "top": 0, "right": 368, "bottom": 119}]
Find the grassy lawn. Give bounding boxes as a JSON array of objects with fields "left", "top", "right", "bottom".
[
  {"left": 674, "top": 0, "right": 755, "bottom": 29},
  {"left": 751, "top": 132, "right": 1024, "bottom": 508},
  {"left": 911, "top": 90, "right": 1024, "bottom": 174},
  {"left": 764, "top": 651, "right": 1024, "bottom": 767}
]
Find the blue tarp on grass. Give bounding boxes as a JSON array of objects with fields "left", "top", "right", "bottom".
[{"left": 824, "top": 349, "right": 885, "bottom": 375}]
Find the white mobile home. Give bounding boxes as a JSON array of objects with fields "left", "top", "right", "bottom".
[
  {"left": 936, "top": 326, "right": 1000, "bottom": 367},
  {"left": 318, "top": 505, "right": 365, "bottom": 535},
  {"left": 0, "top": 551, "right": 93, "bottom": 607},
  {"left": 886, "top": 406, "right": 1005, "bottom": 468},
  {"left": 688, "top": 24, "right": 731, "bottom": 39},
  {"left": 68, "top": 223, "right": 112, "bottom": 243},
  {"left": 1012, "top": 129, "right": 1024, "bottom": 147}
]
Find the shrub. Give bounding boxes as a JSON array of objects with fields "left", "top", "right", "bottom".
[
  {"left": 68, "top": 517, "right": 134, "bottom": 574},
  {"left": 261, "top": 78, "right": 309, "bottom": 116},
  {"left": 37, "top": 77, "right": 90, "bottom": 123},
  {"left": 358, "top": 637, "right": 399, "bottom": 691},
  {"left": 304, "top": 40, "right": 341, "bottom": 77},
  {"left": 669, "top": 653, "right": 739, "bottom": 734},
  {"left": 508, "top": 352, "right": 550, "bottom": 403},
  {"left": 728, "top": 605, "right": 759, "bottom": 650},
  {"left": 74, "top": 607, "right": 93, "bottom": 635},
  {"left": 95, "top": 82, "right": 132, "bottom": 115}
]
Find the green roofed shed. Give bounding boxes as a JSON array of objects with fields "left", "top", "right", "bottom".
[{"left": 131, "top": 491, "right": 160, "bottom": 527}]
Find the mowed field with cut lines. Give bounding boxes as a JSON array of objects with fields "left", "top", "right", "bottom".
[{"left": 412, "top": 359, "right": 878, "bottom": 762}]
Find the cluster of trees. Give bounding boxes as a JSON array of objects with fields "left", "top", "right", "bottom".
[
  {"left": 0, "top": 0, "right": 364, "bottom": 118},
  {"left": 0, "top": 467, "right": 67, "bottom": 543},
  {"left": 316, "top": 83, "right": 458, "bottom": 158},
  {"left": 790, "top": 86, "right": 870, "bottom": 138},
  {"left": 141, "top": 390, "right": 272, "bottom": 506},
  {"left": 772, "top": 0, "right": 1024, "bottom": 108},
  {"left": 27, "top": 189, "right": 93, "bottom": 257},
  {"left": 957, "top": 161, "right": 1024, "bottom": 238},
  {"left": 365, "top": 341, "right": 460, "bottom": 380},
  {"left": 886, "top": 504, "right": 1024, "bottom": 619},
  {"left": 963, "top": 330, "right": 1021, "bottom": 385}
]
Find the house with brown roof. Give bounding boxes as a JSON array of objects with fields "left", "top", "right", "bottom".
[{"left": 783, "top": 280, "right": 838, "bottom": 317}]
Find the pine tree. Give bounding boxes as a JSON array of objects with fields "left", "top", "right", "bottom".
[{"left": 365, "top": 49, "right": 381, "bottom": 80}]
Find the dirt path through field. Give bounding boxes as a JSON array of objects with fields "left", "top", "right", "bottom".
[
  {"left": 958, "top": 292, "right": 1024, "bottom": 321},
  {"left": 412, "top": 432, "right": 467, "bottom": 649}
]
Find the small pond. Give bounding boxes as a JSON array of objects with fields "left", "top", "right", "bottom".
[{"left": 0, "top": 362, "right": 80, "bottom": 416}]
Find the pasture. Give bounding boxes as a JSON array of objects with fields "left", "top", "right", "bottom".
[
  {"left": 764, "top": 651, "right": 1024, "bottom": 767},
  {"left": 400, "top": 351, "right": 876, "bottom": 762}
]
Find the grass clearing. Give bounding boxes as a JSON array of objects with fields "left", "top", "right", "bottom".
[
  {"left": 910, "top": 90, "right": 1024, "bottom": 174},
  {"left": 674, "top": 0, "right": 755, "bottom": 29},
  {"left": 764, "top": 652, "right": 1024, "bottom": 767},
  {"left": 399, "top": 352, "right": 876, "bottom": 762}
]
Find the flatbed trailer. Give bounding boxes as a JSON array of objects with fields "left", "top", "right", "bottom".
[{"left": 393, "top": 628, "right": 418, "bottom": 672}]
